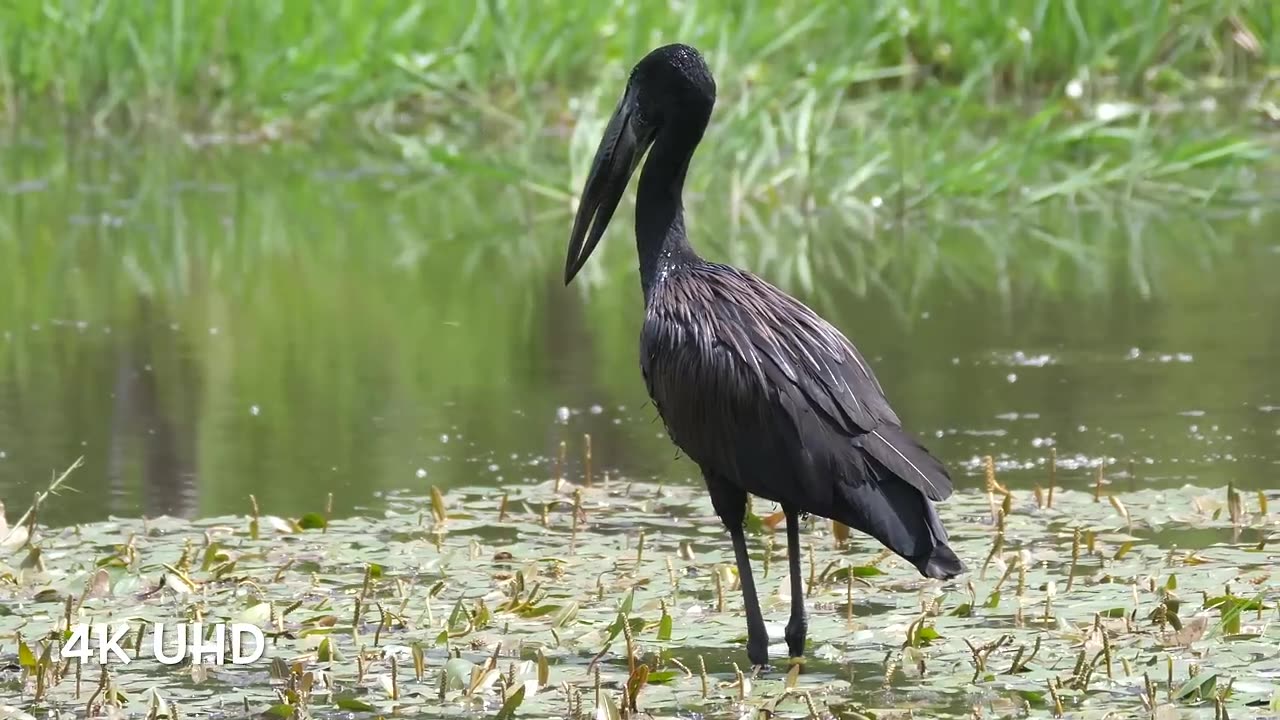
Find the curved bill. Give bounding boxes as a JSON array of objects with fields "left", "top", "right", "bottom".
[{"left": 564, "top": 86, "right": 654, "bottom": 285}]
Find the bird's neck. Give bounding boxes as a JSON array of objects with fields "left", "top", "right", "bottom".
[{"left": 635, "top": 120, "right": 704, "bottom": 301}]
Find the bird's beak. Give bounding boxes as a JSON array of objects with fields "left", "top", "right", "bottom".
[{"left": 564, "top": 86, "right": 653, "bottom": 285}]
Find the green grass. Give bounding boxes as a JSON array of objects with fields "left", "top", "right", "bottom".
[
  {"left": 1, "top": 0, "right": 1276, "bottom": 132},
  {"left": 3, "top": 2, "right": 1277, "bottom": 295}
]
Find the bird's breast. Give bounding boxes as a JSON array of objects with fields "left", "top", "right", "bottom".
[{"left": 638, "top": 291, "right": 769, "bottom": 469}]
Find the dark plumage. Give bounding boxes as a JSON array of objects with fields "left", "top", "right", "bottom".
[{"left": 564, "top": 43, "right": 965, "bottom": 667}]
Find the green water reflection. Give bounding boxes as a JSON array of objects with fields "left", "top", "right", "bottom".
[{"left": 1, "top": 137, "right": 1277, "bottom": 527}]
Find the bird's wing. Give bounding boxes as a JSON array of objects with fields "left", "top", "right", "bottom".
[{"left": 699, "top": 264, "right": 953, "bottom": 501}]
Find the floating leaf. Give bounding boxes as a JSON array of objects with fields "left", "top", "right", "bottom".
[
  {"left": 1205, "top": 592, "right": 1265, "bottom": 636},
  {"left": 19, "top": 547, "right": 42, "bottom": 571},
  {"left": 536, "top": 649, "right": 549, "bottom": 686},
  {"left": 494, "top": 684, "right": 526, "bottom": 719},
  {"left": 761, "top": 510, "right": 786, "bottom": 530},
  {"left": 430, "top": 486, "right": 447, "bottom": 523},
  {"left": 1173, "top": 670, "right": 1219, "bottom": 701},
  {"left": 0, "top": 463, "right": 1274, "bottom": 718},
  {"left": 444, "top": 658, "right": 475, "bottom": 690},
  {"left": 598, "top": 690, "right": 622, "bottom": 720},
  {"left": 83, "top": 568, "right": 111, "bottom": 599},
  {"left": 519, "top": 603, "right": 560, "bottom": 619},
  {"left": 915, "top": 626, "right": 941, "bottom": 645},
  {"left": 551, "top": 601, "right": 579, "bottom": 628},
  {"left": 17, "top": 640, "right": 36, "bottom": 668},
  {"left": 0, "top": 705, "right": 38, "bottom": 720},
  {"left": 334, "top": 695, "right": 376, "bottom": 712},
  {"left": 647, "top": 670, "right": 680, "bottom": 685},
  {"left": 830, "top": 565, "right": 885, "bottom": 581},
  {"left": 236, "top": 601, "right": 273, "bottom": 626},
  {"left": 317, "top": 636, "right": 340, "bottom": 662},
  {"left": 785, "top": 663, "right": 801, "bottom": 689},
  {"left": 411, "top": 642, "right": 427, "bottom": 680},
  {"left": 1015, "top": 690, "right": 1047, "bottom": 705},
  {"left": 297, "top": 512, "right": 327, "bottom": 530},
  {"left": 1113, "top": 541, "right": 1134, "bottom": 560},
  {"left": 831, "top": 520, "right": 850, "bottom": 542}
]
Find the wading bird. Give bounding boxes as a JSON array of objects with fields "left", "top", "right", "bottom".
[{"left": 564, "top": 43, "right": 964, "bottom": 667}]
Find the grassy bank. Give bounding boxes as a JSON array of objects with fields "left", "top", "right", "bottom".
[
  {"left": 3, "top": 2, "right": 1277, "bottom": 274},
  {"left": 0, "top": 0, "right": 1274, "bottom": 345},
  {"left": 1, "top": 0, "right": 1276, "bottom": 133}
]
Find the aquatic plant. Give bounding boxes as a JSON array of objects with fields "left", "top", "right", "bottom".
[{"left": 1, "top": 453, "right": 1278, "bottom": 717}]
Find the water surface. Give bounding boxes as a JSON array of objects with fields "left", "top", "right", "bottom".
[{"left": 2, "top": 137, "right": 1277, "bottom": 527}]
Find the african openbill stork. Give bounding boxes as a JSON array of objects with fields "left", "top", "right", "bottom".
[{"left": 563, "top": 43, "right": 965, "bottom": 666}]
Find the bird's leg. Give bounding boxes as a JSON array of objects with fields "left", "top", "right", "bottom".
[
  {"left": 705, "top": 474, "right": 769, "bottom": 667},
  {"left": 729, "top": 519, "right": 770, "bottom": 666},
  {"left": 783, "top": 506, "right": 807, "bottom": 659}
]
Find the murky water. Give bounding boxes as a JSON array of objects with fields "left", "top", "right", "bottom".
[{"left": 2, "top": 137, "right": 1278, "bottom": 527}]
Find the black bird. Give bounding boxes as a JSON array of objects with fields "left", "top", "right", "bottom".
[{"left": 564, "top": 43, "right": 965, "bottom": 666}]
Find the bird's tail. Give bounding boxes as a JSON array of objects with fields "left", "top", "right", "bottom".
[
  {"left": 919, "top": 537, "right": 965, "bottom": 580},
  {"left": 832, "top": 451, "right": 966, "bottom": 580},
  {"left": 859, "top": 424, "right": 954, "bottom": 501}
]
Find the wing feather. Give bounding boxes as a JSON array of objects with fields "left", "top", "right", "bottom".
[{"left": 692, "top": 264, "right": 953, "bottom": 501}]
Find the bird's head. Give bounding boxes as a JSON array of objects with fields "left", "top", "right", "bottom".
[{"left": 563, "top": 43, "right": 716, "bottom": 285}]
